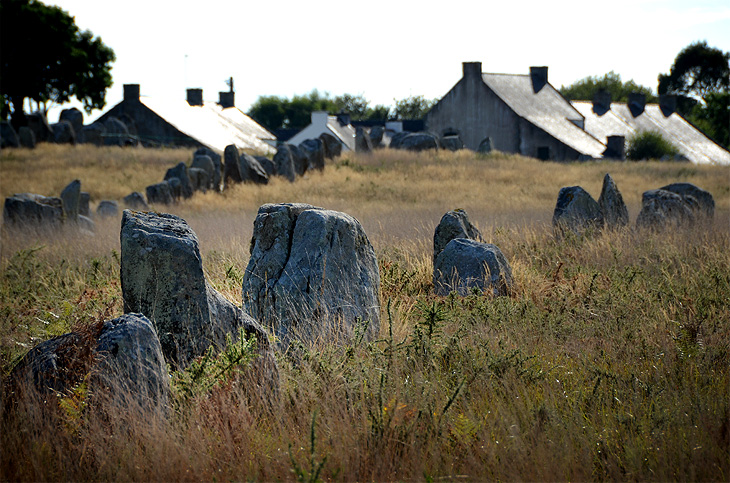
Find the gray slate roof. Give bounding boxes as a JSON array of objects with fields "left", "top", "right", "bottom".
[
  {"left": 573, "top": 101, "right": 730, "bottom": 165},
  {"left": 482, "top": 73, "right": 606, "bottom": 158}
]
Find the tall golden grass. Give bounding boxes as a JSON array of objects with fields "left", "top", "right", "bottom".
[{"left": 1, "top": 144, "right": 729, "bottom": 481}]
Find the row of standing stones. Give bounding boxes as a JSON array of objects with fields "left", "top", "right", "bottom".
[
  {"left": 6, "top": 176, "right": 715, "bottom": 417},
  {"left": 1, "top": 133, "right": 342, "bottom": 229}
]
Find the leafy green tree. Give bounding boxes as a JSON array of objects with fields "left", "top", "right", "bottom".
[
  {"left": 247, "top": 96, "right": 287, "bottom": 132},
  {"left": 393, "top": 95, "right": 436, "bottom": 120},
  {"left": 0, "top": 0, "right": 115, "bottom": 124},
  {"left": 658, "top": 41, "right": 730, "bottom": 148},
  {"left": 658, "top": 41, "right": 730, "bottom": 102},
  {"left": 559, "top": 71, "right": 657, "bottom": 103}
]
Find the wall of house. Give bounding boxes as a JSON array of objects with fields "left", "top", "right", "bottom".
[
  {"left": 98, "top": 101, "right": 203, "bottom": 148},
  {"left": 426, "top": 67, "right": 521, "bottom": 152},
  {"left": 426, "top": 64, "right": 581, "bottom": 161}
]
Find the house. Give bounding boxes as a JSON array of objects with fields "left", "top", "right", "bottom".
[
  {"left": 426, "top": 62, "right": 730, "bottom": 165},
  {"left": 572, "top": 93, "right": 730, "bottom": 165},
  {"left": 287, "top": 111, "right": 356, "bottom": 151},
  {"left": 97, "top": 84, "right": 276, "bottom": 154},
  {"left": 426, "top": 62, "right": 605, "bottom": 161}
]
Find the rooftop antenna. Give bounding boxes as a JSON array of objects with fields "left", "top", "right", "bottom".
[{"left": 226, "top": 76, "right": 234, "bottom": 93}]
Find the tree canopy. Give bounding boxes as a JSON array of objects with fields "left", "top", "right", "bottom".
[
  {"left": 248, "top": 90, "right": 401, "bottom": 132},
  {"left": 559, "top": 71, "right": 656, "bottom": 103},
  {"left": 658, "top": 41, "right": 730, "bottom": 148},
  {"left": 658, "top": 41, "right": 730, "bottom": 102},
  {"left": 0, "top": 0, "right": 115, "bottom": 122},
  {"left": 392, "top": 95, "right": 437, "bottom": 120}
]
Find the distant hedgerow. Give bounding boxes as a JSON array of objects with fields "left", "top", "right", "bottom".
[{"left": 626, "top": 131, "right": 679, "bottom": 160}]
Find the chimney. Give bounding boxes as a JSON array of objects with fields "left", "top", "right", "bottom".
[
  {"left": 462, "top": 62, "right": 482, "bottom": 79},
  {"left": 660, "top": 94, "right": 676, "bottom": 117},
  {"left": 604, "top": 135, "right": 626, "bottom": 160},
  {"left": 124, "top": 84, "right": 140, "bottom": 102},
  {"left": 530, "top": 66, "right": 548, "bottom": 93},
  {"left": 186, "top": 88, "right": 203, "bottom": 106},
  {"left": 218, "top": 91, "right": 235, "bottom": 108},
  {"left": 628, "top": 92, "right": 646, "bottom": 117},
  {"left": 336, "top": 112, "right": 351, "bottom": 126},
  {"left": 592, "top": 89, "right": 611, "bottom": 115}
]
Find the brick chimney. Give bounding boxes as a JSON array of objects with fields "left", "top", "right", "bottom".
[
  {"left": 592, "top": 89, "right": 611, "bottom": 115},
  {"left": 462, "top": 62, "right": 482, "bottom": 79},
  {"left": 187, "top": 88, "right": 203, "bottom": 106},
  {"left": 530, "top": 66, "right": 548, "bottom": 93},
  {"left": 628, "top": 92, "right": 646, "bottom": 117},
  {"left": 124, "top": 84, "right": 140, "bottom": 102},
  {"left": 218, "top": 91, "right": 234, "bottom": 108},
  {"left": 660, "top": 94, "right": 676, "bottom": 117}
]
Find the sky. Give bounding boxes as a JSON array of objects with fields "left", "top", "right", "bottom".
[{"left": 44, "top": 0, "right": 730, "bottom": 123}]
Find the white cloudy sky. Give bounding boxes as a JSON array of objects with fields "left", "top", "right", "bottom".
[{"left": 45, "top": 0, "right": 730, "bottom": 122}]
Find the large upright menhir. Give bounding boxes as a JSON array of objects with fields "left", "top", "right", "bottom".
[{"left": 242, "top": 203, "right": 381, "bottom": 348}]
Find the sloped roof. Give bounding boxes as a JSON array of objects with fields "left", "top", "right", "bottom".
[
  {"left": 483, "top": 73, "right": 606, "bottom": 158},
  {"left": 573, "top": 101, "right": 730, "bottom": 165},
  {"left": 139, "top": 96, "right": 276, "bottom": 154},
  {"left": 288, "top": 115, "right": 356, "bottom": 151}
]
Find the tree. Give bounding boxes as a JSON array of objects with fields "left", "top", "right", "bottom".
[
  {"left": 392, "top": 95, "right": 436, "bottom": 120},
  {"left": 559, "top": 71, "right": 657, "bottom": 103},
  {"left": 0, "top": 0, "right": 115, "bottom": 124},
  {"left": 658, "top": 41, "right": 730, "bottom": 148},
  {"left": 658, "top": 41, "right": 730, "bottom": 102},
  {"left": 248, "top": 91, "right": 394, "bottom": 131}
]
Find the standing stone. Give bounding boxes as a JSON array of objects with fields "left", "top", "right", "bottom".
[
  {"left": 477, "top": 137, "right": 494, "bottom": 154},
  {"left": 146, "top": 182, "right": 174, "bottom": 205},
  {"left": 441, "top": 135, "right": 464, "bottom": 151},
  {"left": 223, "top": 144, "right": 244, "bottom": 185},
  {"left": 121, "top": 210, "right": 276, "bottom": 376},
  {"left": 399, "top": 132, "right": 439, "bottom": 151},
  {"left": 289, "top": 143, "right": 307, "bottom": 176},
  {"left": 433, "top": 209, "right": 483, "bottom": 264},
  {"left": 3, "top": 193, "right": 63, "bottom": 227},
  {"left": 191, "top": 154, "right": 216, "bottom": 190},
  {"left": 123, "top": 192, "right": 149, "bottom": 210},
  {"left": 193, "top": 147, "right": 222, "bottom": 191},
  {"left": 52, "top": 120, "right": 76, "bottom": 144},
  {"left": 636, "top": 189, "right": 697, "bottom": 230},
  {"left": 369, "top": 126, "right": 385, "bottom": 148},
  {"left": 255, "top": 156, "right": 276, "bottom": 177},
  {"left": 659, "top": 183, "right": 714, "bottom": 219},
  {"left": 389, "top": 131, "right": 409, "bottom": 150},
  {"left": 27, "top": 112, "right": 53, "bottom": 142},
  {"left": 434, "top": 238, "right": 513, "bottom": 297},
  {"left": 299, "top": 138, "right": 326, "bottom": 171},
  {"left": 8, "top": 313, "right": 169, "bottom": 414},
  {"left": 598, "top": 173, "right": 629, "bottom": 229},
  {"left": 96, "top": 200, "right": 119, "bottom": 218},
  {"left": 240, "top": 153, "right": 269, "bottom": 184},
  {"left": 60, "top": 179, "right": 81, "bottom": 221},
  {"left": 0, "top": 121, "right": 19, "bottom": 148},
  {"left": 188, "top": 167, "right": 209, "bottom": 192},
  {"left": 80, "top": 122, "right": 106, "bottom": 146},
  {"left": 164, "top": 162, "right": 193, "bottom": 199},
  {"left": 60, "top": 107, "right": 84, "bottom": 135},
  {"left": 18, "top": 127, "right": 36, "bottom": 148},
  {"left": 274, "top": 145, "right": 297, "bottom": 182},
  {"left": 552, "top": 186, "right": 604, "bottom": 235},
  {"left": 319, "top": 133, "right": 342, "bottom": 159},
  {"left": 104, "top": 117, "right": 130, "bottom": 146},
  {"left": 79, "top": 192, "right": 91, "bottom": 217},
  {"left": 355, "top": 127, "right": 373, "bottom": 153},
  {"left": 242, "top": 203, "right": 381, "bottom": 348},
  {"left": 166, "top": 177, "right": 182, "bottom": 201}
]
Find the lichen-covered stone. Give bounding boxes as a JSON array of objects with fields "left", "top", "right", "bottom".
[{"left": 433, "top": 238, "right": 513, "bottom": 296}]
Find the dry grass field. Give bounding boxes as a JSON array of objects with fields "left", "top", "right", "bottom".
[{"left": 1, "top": 144, "right": 729, "bottom": 481}]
